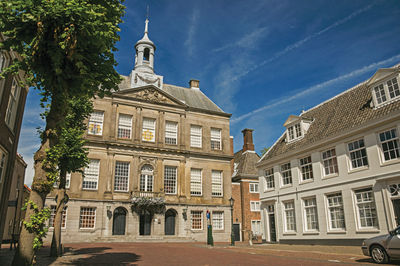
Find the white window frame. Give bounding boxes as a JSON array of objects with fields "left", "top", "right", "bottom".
[
  {"left": 142, "top": 117, "right": 156, "bottom": 142},
  {"left": 164, "top": 166, "right": 177, "bottom": 195},
  {"left": 250, "top": 201, "right": 261, "bottom": 212},
  {"left": 79, "top": 207, "right": 96, "bottom": 229},
  {"left": 249, "top": 183, "right": 259, "bottom": 193},
  {"left": 49, "top": 205, "right": 67, "bottom": 229},
  {"left": 190, "top": 125, "right": 202, "bottom": 148},
  {"left": 347, "top": 139, "right": 368, "bottom": 169},
  {"left": 212, "top": 211, "right": 224, "bottom": 230},
  {"left": 191, "top": 210, "right": 203, "bottom": 230},
  {"left": 322, "top": 148, "right": 338, "bottom": 177},
  {"left": 5, "top": 78, "right": 21, "bottom": 130},
  {"left": 0, "top": 52, "right": 10, "bottom": 101},
  {"left": 211, "top": 128, "right": 222, "bottom": 150},
  {"left": 354, "top": 188, "right": 378, "bottom": 230},
  {"left": 372, "top": 74, "right": 400, "bottom": 107},
  {"left": 264, "top": 168, "right": 274, "bottom": 190},
  {"left": 114, "top": 161, "right": 130, "bottom": 192},
  {"left": 283, "top": 201, "right": 296, "bottom": 232},
  {"left": 82, "top": 159, "right": 100, "bottom": 190},
  {"left": 140, "top": 164, "right": 154, "bottom": 192},
  {"left": 165, "top": 121, "right": 178, "bottom": 145},
  {"left": 88, "top": 111, "right": 104, "bottom": 136},
  {"left": 378, "top": 128, "right": 400, "bottom": 162},
  {"left": 190, "top": 168, "right": 202, "bottom": 196},
  {"left": 303, "top": 197, "right": 318, "bottom": 232},
  {"left": 326, "top": 193, "right": 346, "bottom": 231},
  {"left": 299, "top": 156, "right": 313, "bottom": 182},
  {"left": 287, "top": 122, "right": 303, "bottom": 142},
  {"left": 117, "top": 114, "right": 132, "bottom": 139},
  {"left": 0, "top": 147, "right": 8, "bottom": 184},
  {"left": 280, "top": 162, "right": 292, "bottom": 186},
  {"left": 211, "top": 170, "right": 223, "bottom": 197},
  {"left": 251, "top": 220, "right": 262, "bottom": 236}
]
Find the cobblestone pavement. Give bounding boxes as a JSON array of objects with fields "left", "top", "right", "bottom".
[{"left": 1, "top": 242, "right": 400, "bottom": 265}]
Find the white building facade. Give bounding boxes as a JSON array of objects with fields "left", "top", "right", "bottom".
[{"left": 257, "top": 65, "right": 400, "bottom": 245}]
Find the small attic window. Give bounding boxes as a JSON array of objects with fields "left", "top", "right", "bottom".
[
  {"left": 287, "top": 123, "right": 302, "bottom": 141},
  {"left": 284, "top": 115, "right": 313, "bottom": 143},
  {"left": 143, "top": 48, "right": 150, "bottom": 61},
  {"left": 371, "top": 74, "right": 400, "bottom": 107}
]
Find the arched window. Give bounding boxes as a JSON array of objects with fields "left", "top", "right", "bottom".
[
  {"left": 140, "top": 164, "right": 153, "bottom": 192},
  {"left": 143, "top": 48, "right": 150, "bottom": 61}
]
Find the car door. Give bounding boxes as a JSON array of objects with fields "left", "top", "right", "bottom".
[{"left": 387, "top": 227, "right": 400, "bottom": 258}]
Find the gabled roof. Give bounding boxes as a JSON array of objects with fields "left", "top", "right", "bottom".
[
  {"left": 259, "top": 65, "right": 400, "bottom": 163},
  {"left": 367, "top": 68, "right": 398, "bottom": 86},
  {"left": 117, "top": 75, "right": 229, "bottom": 116},
  {"left": 232, "top": 149, "right": 260, "bottom": 181}
]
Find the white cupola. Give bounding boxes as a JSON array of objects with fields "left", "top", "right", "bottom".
[{"left": 130, "top": 17, "right": 164, "bottom": 90}]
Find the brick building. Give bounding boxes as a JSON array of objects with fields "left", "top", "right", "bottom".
[{"left": 232, "top": 129, "right": 262, "bottom": 242}]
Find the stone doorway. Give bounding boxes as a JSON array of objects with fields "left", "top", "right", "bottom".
[
  {"left": 140, "top": 211, "right": 152, "bottom": 235},
  {"left": 112, "top": 207, "right": 127, "bottom": 235},
  {"left": 165, "top": 209, "right": 176, "bottom": 235}
]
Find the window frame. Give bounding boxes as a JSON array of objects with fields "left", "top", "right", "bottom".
[
  {"left": 287, "top": 122, "right": 303, "bottom": 142},
  {"left": 251, "top": 220, "right": 262, "bottom": 236},
  {"left": 264, "top": 168, "right": 274, "bottom": 191},
  {"left": 191, "top": 210, "right": 203, "bottom": 230},
  {"left": 371, "top": 73, "right": 400, "bottom": 107},
  {"left": 88, "top": 111, "right": 104, "bottom": 136},
  {"left": 142, "top": 117, "right": 156, "bottom": 142},
  {"left": 117, "top": 113, "right": 133, "bottom": 139},
  {"left": 321, "top": 148, "right": 339, "bottom": 177},
  {"left": 211, "top": 128, "right": 222, "bottom": 150},
  {"left": 283, "top": 201, "right": 296, "bottom": 232},
  {"left": 190, "top": 168, "right": 202, "bottom": 196},
  {"left": 5, "top": 78, "right": 21, "bottom": 130},
  {"left": 211, "top": 170, "right": 223, "bottom": 197},
  {"left": 82, "top": 159, "right": 100, "bottom": 190},
  {"left": 353, "top": 188, "right": 379, "bottom": 230},
  {"left": 299, "top": 156, "right": 313, "bottom": 182},
  {"left": 79, "top": 207, "right": 96, "bottom": 229},
  {"left": 347, "top": 139, "right": 369, "bottom": 170},
  {"left": 280, "top": 162, "right": 292, "bottom": 186},
  {"left": 249, "top": 183, "right": 259, "bottom": 193},
  {"left": 165, "top": 121, "right": 178, "bottom": 145},
  {"left": 212, "top": 211, "right": 224, "bottom": 230},
  {"left": 0, "top": 52, "right": 10, "bottom": 101},
  {"left": 326, "top": 193, "right": 346, "bottom": 231},
  {"left": 250, "top": 201, "right": 261, "bottom": 212},
  {"left": 114, "top": 161, "right": 130, "bottom": 192},
  {"left": 49, "top": 205, "right": 67, "bottom": 229},
  {"left": 190, "top": 125, "right": 202, "bottom": 148},
  {"left": 378, "top": 128, "right": 400, "bottom": 163},
  {"left": 303, "top": 197, "right": 318, "bottom": 232},
  {"left": 164, "top": 166, "right": 177, "bottom": 195},
  {"left": 0, "top": 147, "right": 8, "bottom": 184}
]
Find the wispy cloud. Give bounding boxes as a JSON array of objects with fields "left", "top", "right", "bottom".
[
  {"left": 221, "top": 3, "right": 374, "bottom": 86},
  {"left": 184, "top": 9, "right": 200, "bottom": 56},
  {"left": 231, "top": 54, "right": 400, "bottom": 124},
  {"left": 212, "top": 26, "right": 269, "bottom": 53}
]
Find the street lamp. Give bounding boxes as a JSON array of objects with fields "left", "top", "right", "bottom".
[{"left": 229, "top": 197, "right": 235, "bottom": 246}]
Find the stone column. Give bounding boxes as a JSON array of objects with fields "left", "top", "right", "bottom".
[
  {"left": 134, "top": 107, "right": 142, "bottom": 143},
  {"left": 110, "top": 103, "right": 118, "bottom": 141},
  {"left": 179, "top": 114, "right": 186, "bottom": 150},
  {"left": 158, "top": 111, "right": 165, "bottom": 145}
]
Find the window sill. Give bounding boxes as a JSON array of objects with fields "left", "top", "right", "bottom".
[
  {"left": 282, "top": 232, "right": 297, "bottom": 236},
  {"left": 142, "top": 140, "right": 156, "bottom": 143},
  {"left": 380, "top": 158, "right": 400, "bottom": 167},
  {"left": 280, "top": 184, "right": 293, "bottom": 189},
  {"left": 355, "top": 229, "right": 380, "bottom": 234},
  {"left": 87, "top": 134, "right": 103, "bottom": 137},
  {"left": 264, "top": 188, "right": 275, "bottom": 192},
  {"left": 117, "top": 137, "right": 132, "bottom": 141},
  {"left": 79, "top": 228, "right": 96, "bottom": 231},
  {"left": 114, "top": 190, "right": 130, "bottom": 193},
  {"left": 299, "top": 179, "right": 314, "bottom": 185},
  {"left": 303, "top": 231, "right": 319, "bottom": 235},
  {"left": 190, "top": 194, "right": 203, "bottom": 197},
  {"left": 322, "top": 173, "right": 339, "bottom": 180},
  {"left": 82, "top": 189, "right": 98, "bottom": 191},
  {"left": 348, "top": 166, "right": 369, "bottom": 174},
  {"left": 212, "top": 229, "right": 225, "bottom": 233},
  {"left": 327, "top": 230, "right": 346, "bottom": 234}
]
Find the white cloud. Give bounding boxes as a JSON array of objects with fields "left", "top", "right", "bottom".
[
  {"left": 231, "top": 54, "right": 400, "bottom": 124},
  {"left": 212, "top": 26, "right": 269, "bottom": 53},
  {"left": 184, "top": 9, "right": 200, "bottom": 56}
]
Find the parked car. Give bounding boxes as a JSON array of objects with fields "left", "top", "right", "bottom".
[{"left": 361, "top": 226, "right": 400, "bottom": 264}]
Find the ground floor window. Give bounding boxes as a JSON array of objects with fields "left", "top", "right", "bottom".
[
  {"left": 191, "top": 210, "right": 203, "bottom": 230},
  {"left": 80, "top": 207, "right": 96, "bottom": 229},
  {"left": 284, "top": 201, "right": 296, "bottom": 232},
  {"left": 49, "top": 205, "right": 67, "bottom": 228},
  {"left": 212, "top": 211, "right": 224, "bottom": 230},
  {"left": 327, "top": 193, "right": 345, "bottom": 230},
  {"left": 355, "top": 188, "right": 378, "bottom": 229},
  {"left": 251, "top": 220, "right": 261, "bottom": 236},
  {"left": 303, "top": 198, "right": 318, "bottom": 231}
]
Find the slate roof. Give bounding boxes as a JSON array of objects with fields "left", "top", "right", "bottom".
[
  {"left": 117, "top": 75, "right": 228, "bottom": 115},
  {"left": 233, "top": 150, "right": 260, "bottom": 180},
  {"left": 260, "top": 65, "right": 400, "bottom": 163}
]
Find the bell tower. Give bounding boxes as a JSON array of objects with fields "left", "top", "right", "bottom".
[{"left": 130, "top": 16, "right": 164, "bottom": 89}]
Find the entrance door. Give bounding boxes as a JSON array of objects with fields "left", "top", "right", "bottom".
[
  {"left": 233, "top": 224, "right": 241, "bottom": 241},
  {"left": 112, "top": 207, "right": 126, "bottom": 235},
  {"left": 165, "top": 209, "right": 176, "bottom": 235},
  {"left": 140, "top": 212, "right": 152, "bottom": 235},
  {"left": 269, "top": 213, "right": 277, "bottom": 242},
  {"left": 393, "top": 199, "right": 400, "bottom": 226}
]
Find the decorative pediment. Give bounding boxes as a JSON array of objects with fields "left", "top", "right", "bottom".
[
  {"left": 367, "top": 68, "right": 398, "bottom": 86},
  {"left": 115, "top": 86, "right": 186, "bottom": 107},
  {"left": 283, "top": 115, "right": 300, "bottom": 127}
]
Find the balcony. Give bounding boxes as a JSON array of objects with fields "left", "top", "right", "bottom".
[{"left": 131, "top": 191, "right": 164, "bottom": 198}]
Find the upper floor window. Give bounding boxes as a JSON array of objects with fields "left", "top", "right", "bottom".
[
  {"left": 280, "top": 162, "right": 292, "bottom": 186},
  {"left": 287, "top": 123, "right": 302, "bottom": 141},
  {"left": 88, "top": 111, "right": 104, "bottom": 136},
  {"left": 249, "top": 183, "right": 259, "bottom": 193},
  {"left": 211, "top": 128, "right": 221, "bottom": 150},
  {"left": 322, "top": 148, "right": 338, "bottom": 176},
  {"left": 379, "top": 128, "right": 400, "bottom": 161},
  {"left": 0, "top": 52, "right": 9, "bottom": 100},
  {"left": 299, "top": 156, "right": 313, "bottom": 181},
  {"left": 140, "top": 164, "right": 153, "bottom": 192},
  {"left": 372, "top": 75, "right": 400, "bottom": 107},
  {"left": 348, "top": 139, "right": 368, "bottom": 169},
  {"left": 250, "top": 201, "right": 260, "bottom": 211},
  {"left": 142, "top": 118, "right": 156, "bottom": 142},
  {"left": 211, "top": 170, "right": 223, "bottom": 197},
  {"left": 264, "top": 168, "right": 274, "bottom": 190},
  {"left": 190, "top": 125, "right": 202, "bottom": 148},
  {"left": 83, "top": 159, "right": 100, "bottom": 190},
  {"left": 165, "top": 121, "right": 178, "bottom": 145},
  {"left": 0, "top": 148, "right": 8, "bottom": 184},
  {"left": 114, "top": 161, "right": 130, "bottom": 192},
  {"left": 190, "top": 168, "right": 202, "bottom": 196},
  {"left": 5, "top": 78, "right": 21, "bottom": 130},
  {"left": 164, "top": 166, "right": 177, "bottom": 194},
  {"left": 118, "top": 114, "right": 132, "bottom": 139}
]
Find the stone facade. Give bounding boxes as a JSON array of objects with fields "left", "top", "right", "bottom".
[
  {"left": 257, "top": 64, "right": 400, "bottom": 245},
  {"left": 45, "top": 19, "right": 233, "bottom": 244},
  {"left": 0, "top": 34, "right": 28, "bottom": 245}
]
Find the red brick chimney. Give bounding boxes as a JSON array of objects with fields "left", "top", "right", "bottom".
[{"left": 242, "top": 128, "right": 254, "bottom": 152}]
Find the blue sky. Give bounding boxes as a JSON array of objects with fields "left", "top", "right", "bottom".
[{"left": 18, "top": 0, "right": 400, "bottom": 186}]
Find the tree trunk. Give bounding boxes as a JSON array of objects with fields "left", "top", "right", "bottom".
[
  {"left": 12, "top": 96, "right": 67, "bottom": 265},
  {"left": 50, "top": 171, "right": 66, "bottom": 257}
]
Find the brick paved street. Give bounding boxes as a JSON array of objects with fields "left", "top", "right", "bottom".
[{"left": 1, "top": 242, "right": 400, "bottom": 265}]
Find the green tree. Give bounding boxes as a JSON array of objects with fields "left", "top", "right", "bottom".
[
  {"left": 0, "top": 1, "right": 125, "bottom": 264},
  {"left": 260, "top": 147, "right": 269, "bottom": 156}
]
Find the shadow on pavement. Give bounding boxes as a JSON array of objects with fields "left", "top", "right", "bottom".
[
  {"left": 69, "top": 246, "right": 111, "bottom": 255},
  {"left": 65, "top": 252, "right": 140, "bottom": 265}
]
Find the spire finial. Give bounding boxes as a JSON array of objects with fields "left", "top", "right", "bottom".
[{"left": 144, "top": 6, "right": 149, "bottom": 34}]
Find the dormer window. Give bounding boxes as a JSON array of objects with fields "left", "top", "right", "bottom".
[
  {"left": 368, "top": 68, "right": 400, "bottom": 108},
  {"left": 284, "top": 115, "right": 311, "bottom": 143}
]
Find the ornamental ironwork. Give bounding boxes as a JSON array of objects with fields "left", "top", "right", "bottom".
[{"left": 388, "top": 184, "right": 400, "bottom": 197}]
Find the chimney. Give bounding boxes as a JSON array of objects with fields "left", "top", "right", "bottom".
[
  {"left": 242, "top": 128, "right": 254, "bottom": 152},
  {"left": 189, "top": 79, "right": 200, "bottom": 90}
]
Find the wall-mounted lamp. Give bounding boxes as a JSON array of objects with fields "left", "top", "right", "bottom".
[
  {"left": 106, "top": 206, "right": 112, "bottom": 219},
  {"left": 182, "top": 206, "right": 188, "bottom": 221}
]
